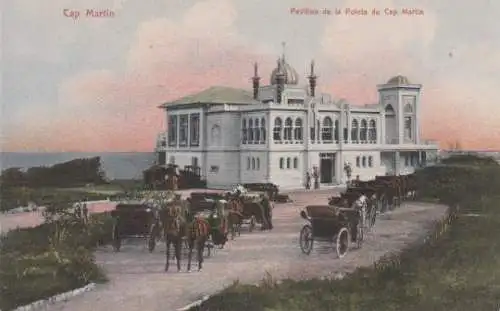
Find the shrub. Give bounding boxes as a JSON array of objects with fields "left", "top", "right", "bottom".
[{"left": 0, "top": 201, "right": 111, "bottom": 310}]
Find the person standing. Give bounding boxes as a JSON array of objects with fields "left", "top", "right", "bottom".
[
  {"left": 313, "top": 166, "right": 320, "bottom": 189},
  {"left": 305, "top": 172, "right": 311, "bottom": 190}
]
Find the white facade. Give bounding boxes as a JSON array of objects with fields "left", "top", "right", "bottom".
[{"left": 155, "top": 56, "right": 438, "bottom": 190}]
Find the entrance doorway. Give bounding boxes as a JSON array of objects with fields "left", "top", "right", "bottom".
[{"left": 319, "top": 153, "right": 336, "bottom": 184}]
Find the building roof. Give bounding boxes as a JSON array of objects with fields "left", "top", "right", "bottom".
[
  {"left": 159, "top": 86, "right": 258, "bottom": 108},
  {"left": 270, "top": 58, "right": 299, "bottom": 85},
  {"left": 387, "top": 75, "right": 410, "bottom": 85}
]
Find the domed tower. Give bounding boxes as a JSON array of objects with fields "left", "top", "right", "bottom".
[
  {"left": 377, "top": 75, "right": 422, "bottom": 145},
  {"left": 269, "top": 42, "right": 299, "bottom": 103}
]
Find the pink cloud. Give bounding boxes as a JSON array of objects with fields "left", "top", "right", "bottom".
[{"left": 5, "top": 0, "right": 275, "bottom": 152}]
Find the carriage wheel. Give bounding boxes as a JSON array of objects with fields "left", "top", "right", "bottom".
[
  {"left": 335, "top": 227, "right": 350, "bottom": 258},
  {"left": 299, "top": 225, "right": 313, "bottom": 255},
  {"left": 249, "top": 216, "right": 256, "bottom": 232},
  {"left": 147, "top": 223, "right": 159, "bottom": 253},
  {"left": 112, "top": 223, "right": 121, "bottom": 252}
]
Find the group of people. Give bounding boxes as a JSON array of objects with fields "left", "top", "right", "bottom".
[{"left": 305, "top": 167, "right": 320, "bottom": 190}]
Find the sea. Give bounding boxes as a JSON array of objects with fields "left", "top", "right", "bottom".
[{"left": 0, "top": 152, "right": 156, "bottom": 180}]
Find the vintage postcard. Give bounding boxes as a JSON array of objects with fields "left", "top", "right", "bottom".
[{"left": 2, "top": 0, "right": 499, "bottom": 310}]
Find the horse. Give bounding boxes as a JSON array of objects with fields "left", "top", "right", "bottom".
[
  {"left": 161, "top": 200, "right": 210, "bottom": 272},
  {"left": 226, "top": 195, "right": 244, "bottom": 239}
]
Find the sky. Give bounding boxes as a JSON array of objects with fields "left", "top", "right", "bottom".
[{"left": 2, "top": 0, "right": 500, "bottom": 152}]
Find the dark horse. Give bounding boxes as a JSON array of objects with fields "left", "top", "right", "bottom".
[{"left": 161, "top": 201, "right": 210, "bottom": 272}]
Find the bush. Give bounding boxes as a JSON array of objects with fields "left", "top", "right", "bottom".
[{"left": 0, "top": 203, "right": 112, "bottom": 310}]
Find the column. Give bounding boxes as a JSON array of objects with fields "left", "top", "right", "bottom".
[
  {"left": 339, "top": 107, "right": 344, "bottom": 147},
  {"left": 187, "top": 114, "right": 191, "bottom": 146},
  {"left": 266, "top": 111, "right": 271, "bottom": 182},
  {"left": 176, "top": 115, "right": 180, "bottom": 148},
  {"left": 347, "top": 110, "right": 352, "bottom": 143},
  {"left": 380, "top": 112, "right": 385, "bottom": 145},
  {"left": 394, "top": 151, "right": 401, "bottom": 175}
]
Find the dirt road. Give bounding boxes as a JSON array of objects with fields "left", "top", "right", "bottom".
[{"left": 41, "top": 190, "right": 447, "bottom": 311}]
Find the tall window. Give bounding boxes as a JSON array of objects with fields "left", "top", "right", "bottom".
[
  {"left": 168, "top": 115, "right": 178, "bottom": 146},
  {"left": 334, "top": 119, "right": 339, "bottom": 142},
  {"left": 279, "top": 157, "right": 284, "bottom": 169},
  {"left": 261, "top": 117, "right": 266, "bottom": 143},
  {"left": 343, "top": 112, "right": 348, "bottom": 143},
  {"left": 360, "top": 119, "right": 368, "bottom": 143},
  {"left": 294, "top": 118, "right": 303, "bottom": 141},
  {"left": 368, "top": 120, "right": 377, "bottom": 143},
  {"left": 322, "top": 117, "right": 333, "bottom": 142},
  {"left": 293, "top": 157, "right": 298, "bottom": 169},
  {"left": 404, "top": 117, "right": 412, "bottom": 139},
  {"left": 190, "top": 113, "right": 200, "bottom": 146},
  {"left": 286, "top": 157, "right": 291, "bottom": 169},
  {"left": 255, "top": 118, "right": 261, "bottom": 142},
  {"left": 242, "top": 119, "right": 247, "bottom": 144},
  {"left": 248, "top": 119, "right": 254, "bottom": 143},
  {"left": 351, "top": 119, "right": 359, "bottom": 143},
  {"left": 284, "top": 117, "right": 293, "bottom": 141},
  {"left": 247, "top": 157, "right": 251, "bottom": 170},
  {"left": 273, "top": 117, "right": 283, "bottom": 142},
  {"left": 179, "top": 114, "right": 188, "bottom": 146}
]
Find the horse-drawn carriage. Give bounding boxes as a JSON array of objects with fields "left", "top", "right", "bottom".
[
  {"left": 226, "top": 185, "right": 273, "bottom": 238},
  {"left": 299, "top": 193, "right": 370, "bottom": 258},
  {"left": 110, "top": 201, "right": 161, "bottom": 252}
]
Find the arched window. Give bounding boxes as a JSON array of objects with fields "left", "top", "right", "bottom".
[
  {"left": 322, "top": 116, "right": 333, "bottom": 142},
  {"left": 362, "top": 156, "right": 366, "bottom": 167},
  {"left": 368, "top": 120, "right": 377, "bottom": 143},
  {"left": 286, "top": 157, "right": 291, "bottom": 169},
  {"left": 368, "top": 156, "right": 373, "bottom": 167},
  {"left": 251, "top": 157, "right": 256, "bottom": 170},
  {"left": 294, "top": 118, "right": 303, "bottom": 141},
  {"left": 356, "top": 156, "right": 360, "bottom": 167},
  {"left": 360, "top": 119, "right": 368, "bottom": 143},
  {"left": 261, "top": 117, "right": 266, "bottom": 143},
  {"left": 273, "top": 118, "right": 282, "bottom": 142},
  {"left": 254, "top": 118, "right": 260, "bottom": 142},
  {"left": 247, "top": 157, "right": 251, "bottom": 170},
  {"left": 334, "top": 119, "right": 339, "bottom": 142},
  {"left": 293, "top": 157, "right": 298, "bottom": 169},
  {"left": 248, "top": 119, "right": 254, "bottom": 143},
  {"left": 242, "top": 119, "right": 247, "bottom": 144},
  {"left": 256, "top": 158, "right": 260, "bottom": 169},
  {"left": 279, "top": 157, "right": 284, "bottom": 169},
  {"left": 284, "top": 117, "right": 293, "bottom": 141},
  {"left": 351, "top": 119, "right": 359, "bottom": 143},
  {"left": 385, "top": 104, "right": 396, "bottom": 115}
]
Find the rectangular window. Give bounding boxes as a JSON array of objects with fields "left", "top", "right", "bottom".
[
  {"left": 179, "top": 114, "right": 188, "bottom": 146},
  {"left": 287, "top": 99, "right": 304, "bottom": 105},
  {"left": 190, "top": 113, "right": 200, "bottom": 146},
  {"left": 404, "top": 117, "right": 412, "bottom": 140},
  {"left": 168, "top": 115, "right": 178, "bottom": 146}
]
